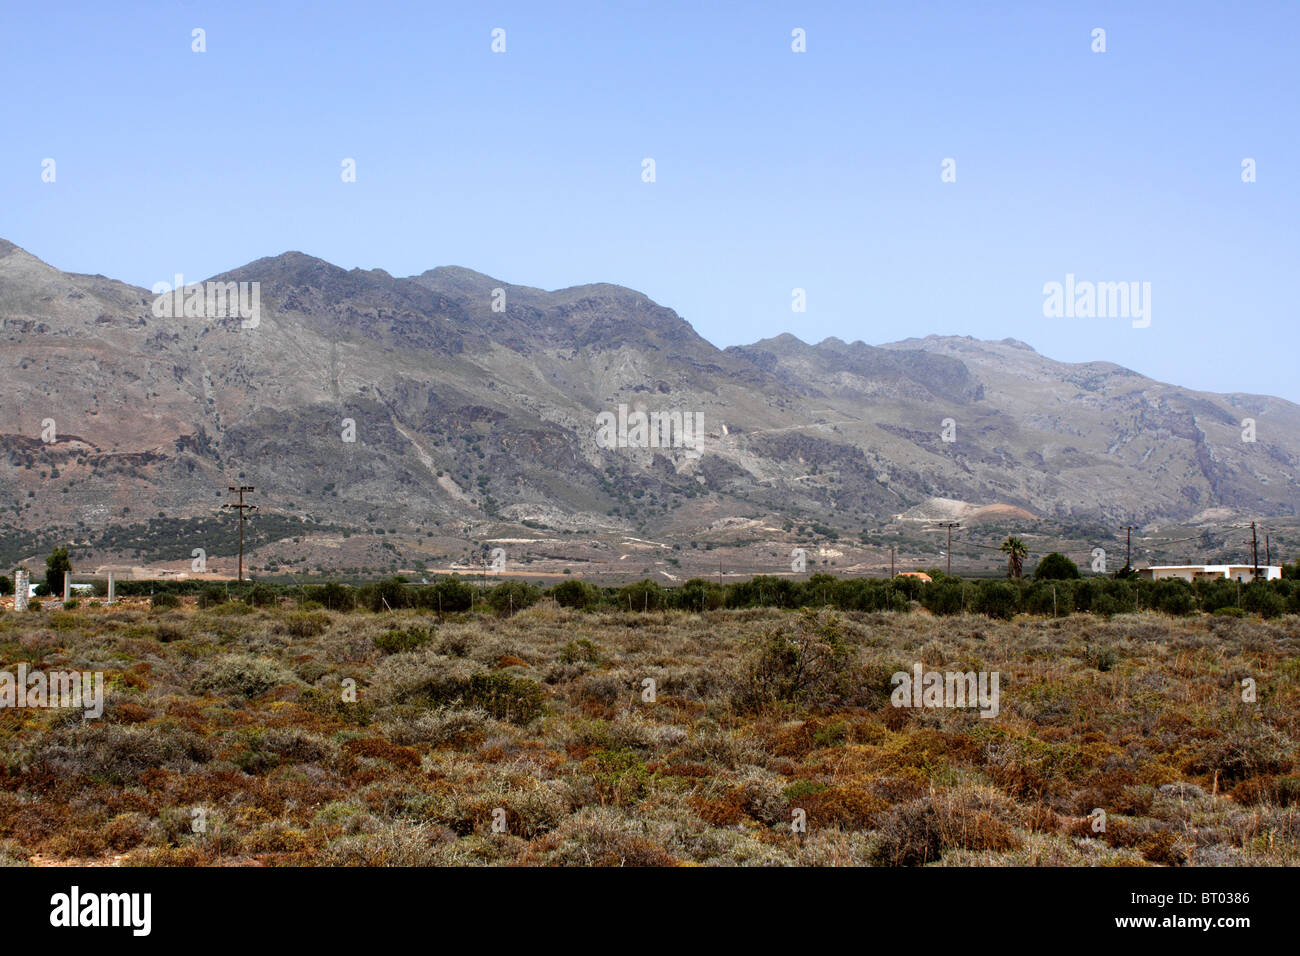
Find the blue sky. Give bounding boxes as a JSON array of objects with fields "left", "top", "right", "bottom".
[{"left": 2, "top": 1, "right": 1297, "bottom": 399}]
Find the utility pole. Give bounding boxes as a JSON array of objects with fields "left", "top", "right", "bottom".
[
  {"left": 1120, "top": 525, "right": 1137, "bottom": 573},
  {"left": 890, "top": 546, "right": 895, "bottom": 579},
  {"left": 223, "top": 486, "right": 257, "bottom": 583},
  {"left": 1251, "top": 521, "right": 1259, "bottom": 577},
  {"left": 479, "top": 548, "right": 488, "bottom": 606},
  {"left": 941, "top": 523, "right": 959, "bottom": 576},
  {"left": 1265, "top": 534, "right": 1271, "bottom": 568}
]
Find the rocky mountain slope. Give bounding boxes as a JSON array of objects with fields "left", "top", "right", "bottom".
[{"left": 1, "top": 239, "right": 1297, "bottom": 571}]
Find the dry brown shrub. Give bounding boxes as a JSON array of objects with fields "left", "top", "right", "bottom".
[
  {"left": 799, "top": 785, "right": 889, "bottom": 830},
  {"left": 104, "top": 812, "right": 153, "bottom": 851},
  {"left": 1138, "top": 829, "right": 1189, "bottom": 866},
  {"left": 125, "top": 846, "right": 214, "bottom": 866},
  {"left": 46, "top": 826, "right": 109, "bottom": 859},
  {"left": 767, "top": 720, "right": 816, "bottom": 758},
  {"left": 536, "top": 809, "right": 678, "bottom": 867},
  {"left": 652, "top": 761, "right": 715, "bottom": 778},
  {"left": 871, "top": 788, "right": 1023, "bottom": 865},
  {"left": 110, "top": 701, "right": 154, "bottom": 724},
  {"left": 690, "top": 788, "right": 747, "bottom": 826},
  {"left": 342, "top": 737, "right": 423, "bottom": 770}
]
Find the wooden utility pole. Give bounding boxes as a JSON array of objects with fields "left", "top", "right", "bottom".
[
  {"left": 1265, "top": 534, "right": 1271, "bottom": 568},
  {"left": 1251, "top": 521, "right": 1259, "bottom": 577},
  {"left": 1120, "top": 525, "right": 1137, "bottom": 572},
  {"left": 890, "top": 546, "right": 895, "bottom": 578},
  {"left": 941, "top": 522, "right": 959, "bottom": 576},
  {"left": 223, "top": 486, "right": 257, "bottom": 582}
]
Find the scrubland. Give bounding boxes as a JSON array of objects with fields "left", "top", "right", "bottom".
[{"left": 1, "top": 599, "right": 1297, "bottom": 866}]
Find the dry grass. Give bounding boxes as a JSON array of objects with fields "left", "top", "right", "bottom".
[{"left": 0, "top": 601, "right": 1296, "bottom": 866}]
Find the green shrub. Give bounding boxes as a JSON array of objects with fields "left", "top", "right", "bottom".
[
  {"left": 276, "top": 612, "right": 332, "bottom": 638},
  {"left": 798, "top": 573, "right": 840, "bottom": 608},
  {"left": 920, "top": 579, "right": 964, "bottom": 616},
  {"left": 305, "top": 582, "right": 357, "bottom": 612},
  {"left": 1091, "top": 593, "right": 1121, "bottom": 618},
  {"left": 1153, "top": 579, "right": 1196, "bottom": 616},
  {"left": 619, "top": 579, "right": 667, "bottom": 612},
  {"left": 1024, "top": 582, "right": 1070, "bottom": 616},
  {"left": 461, "top": 672, "right": 544, "bottom": 723},
  {"left": 670, "top": 578, "right": 725, "bottom": 612},
  {"left": 833, "top": 578, "right": 909, "bottom": 613},
  {"left": 733, "top": 610, "right": 854, "bottom": 711},
  {"left": 560, "top": 638, "right": 601, "bottom": 664},
  {"left": 1084, "top": 644, "right": 1119, "bottom": 672},
  {"left": 244, "top": 584, "right": 279, "bottom": 607},
  {"left": 1071, "top": 578, "right": 1098, "bottom": 613},
  {"left": 151, "top": 592, "right": 180, "bottom": 609},
  {"left": 1101, "top": 580, "right": 1137, "bottom": 612},
  {"left": 1242, "top": 584, "right": 1285, "bottom": 619},
  {"left": 723, "top": 575, "right": 781, "bottom": 608},
  {"left": 551, "top": 579, "right": 598, "bottom": 610},
  {"left": 374, "top": 624, "right": 436, "bottom": 654},
  {"left": 889, "top": 574, "right": 927, "bottom": 602},
  {"left": 586, "top": 748, "right": 651, "bottom": 806},
  {"left": 194, "top": 654, "right": 297, "bottom": 697},
  {"left": 973, "top": 581, "right": 1019, "bottom": 620},
  {"left": 197, "top": 585, "right": 228, "bottom": 609},
  {"left": 360, "top": 578, "right": 411, "bottom": 613},
  {"left": 430, "top": 578, "right": 476, "bottom": 613},
  {"left": 1033, "top": 553, "right": 1080, "bottom": 580},
  {"left": 399, "top": 664, "right": 544, "bottom": 724},
  {"left": 1195, "top": 579, "right": 1239, "bottom": 613},
  {"left": 487, "top": 581, "right": 540, "bottom": 616}
]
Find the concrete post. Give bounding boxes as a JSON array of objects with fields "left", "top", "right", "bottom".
[
  {"left": 107, "top": 571, "right": 116, "bottom": 605},
  {"left": 63, "top": 576, "right": 71, "bottom": 603},
  {"left": 14, "top": 570, "right": 29, "bottom": 612}
]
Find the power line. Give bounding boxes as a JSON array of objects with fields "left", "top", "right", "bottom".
[
  {"left": 223, "top": 486, "right": 257, "bottom": 582},
  {"left": 1119, "top": 525, "right": 1137, "bottom": 571},
  {"left": 940, "top": 522, "right": 959, "bottom": 576}
]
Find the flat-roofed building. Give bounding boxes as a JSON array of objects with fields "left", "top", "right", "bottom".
[{"left": 1138, "top": 564, "right": 1281, "bottom": 584}]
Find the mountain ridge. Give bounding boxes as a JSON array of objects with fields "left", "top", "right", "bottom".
[{"left": 2, "top": 239, "right": 1297, "bottom": 573}]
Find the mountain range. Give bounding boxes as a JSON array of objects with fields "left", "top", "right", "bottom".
[{"left": 2, "top": 239, "right": 1296, "bottom": 577}]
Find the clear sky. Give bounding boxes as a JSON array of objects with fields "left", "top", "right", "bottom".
[{"left": 2, "top": 1, "right": 1296, "bottom": 399}]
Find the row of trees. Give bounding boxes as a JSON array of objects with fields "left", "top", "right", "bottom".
[
  {"left": 12, "top": 542, "right": 1300, "bottom": 621},
  {"left": 167, "top": 568, "right": 1300, "bottom": 621}
]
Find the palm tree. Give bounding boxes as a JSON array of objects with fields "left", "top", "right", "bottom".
[{"left": 1000, "top": 536, "right": 1028, "bottom": 579}]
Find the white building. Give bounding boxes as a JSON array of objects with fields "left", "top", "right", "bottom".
[{"left": 1138, "top": 564, "right": 1281, "bottom": 584}]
